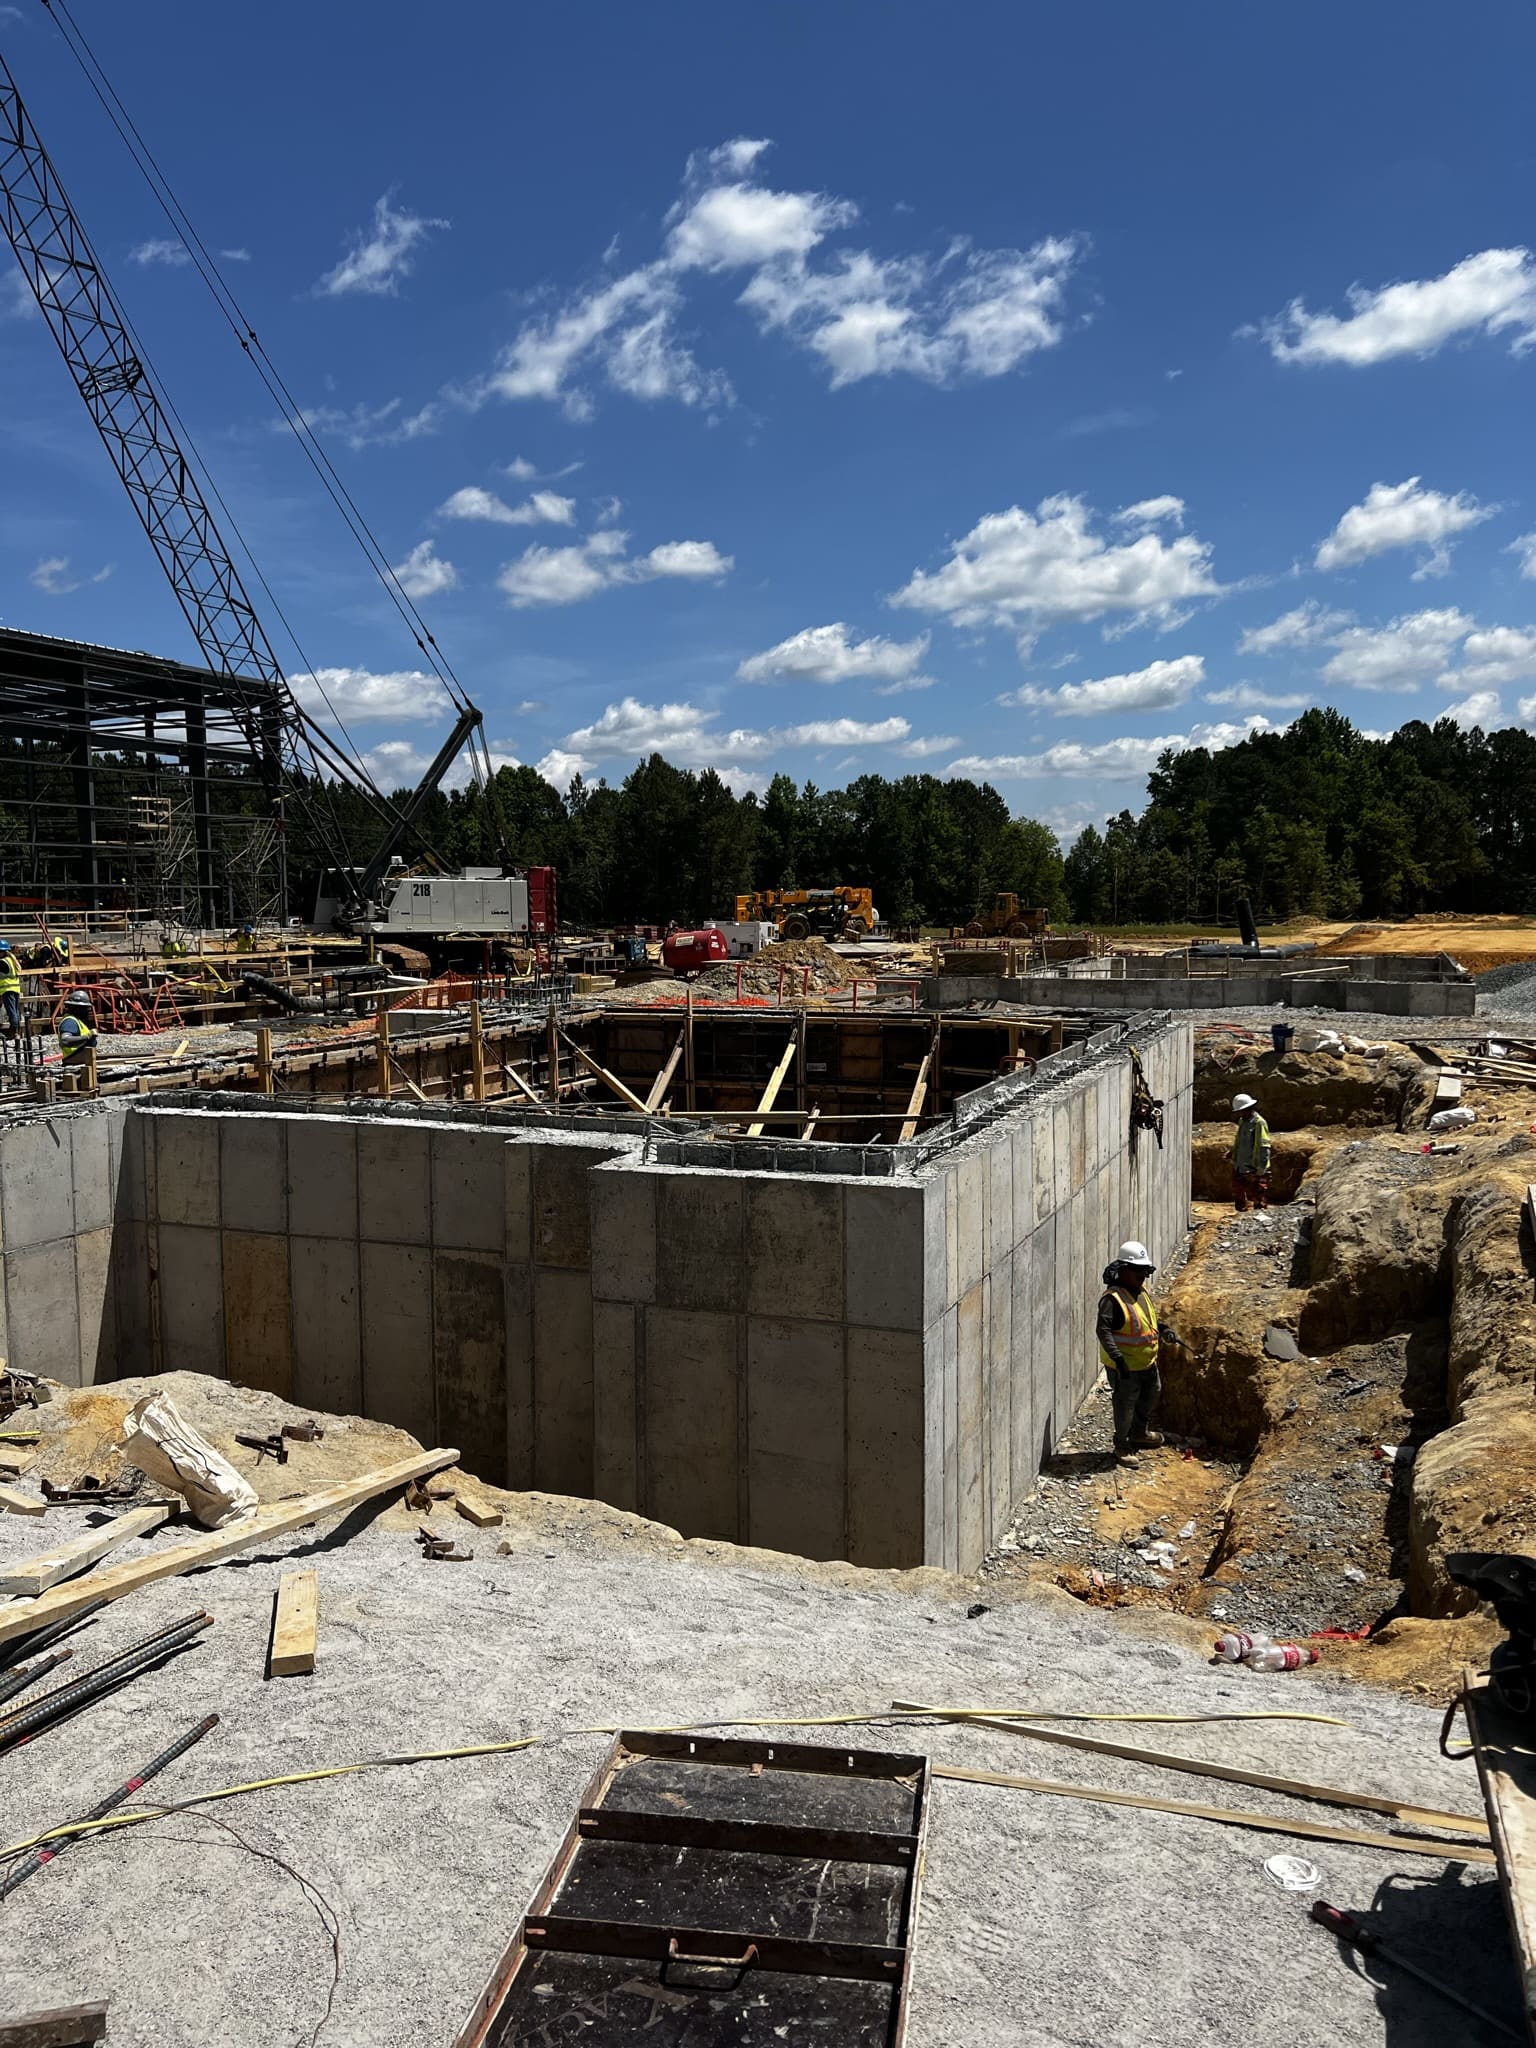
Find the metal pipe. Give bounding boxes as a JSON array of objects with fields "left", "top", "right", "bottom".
[{"left": 0, "top": 1712, "right": 219, "bottom": 1898}]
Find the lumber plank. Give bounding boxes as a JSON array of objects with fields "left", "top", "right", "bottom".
[
  {"left": 269, "top": 1567, "right": 318, "bottom": 1676},
  {"left": 0, "top": 1503, "right": 174, "bottom": 1598},
  {"left": 455, "top": 1495, "right": 503, "bottom": 1528},
  {"left": 0, "top": 2002, "right": 108, "bottom": 2048},
  {"left": 643, "top": 1031, "right": 685, "bottom": 1113},
  {"left": 563, "top": 1035, "right": 650, "bottom": 1114},
  {"left": 0, "top": 1445, "right": 458, "bottom": 1647},
  {"left": 935, "top": 1763, "right": 1496, "bottom": 1861},
  {"left": 1462, "top": 1671, "right": 1536, "bottom": 2012},
  {"left": 747, "top": 1034, "right": 798, "bottom": 1137},
  {"left": 895, "top": 1701, "right": 1487, "bottom": 1835},
  {"left": 0, "top": 1484, "right": 45, "bottom": 1518},
  {"left": 0, "top": 1449, "right": 35, "bottom": 1475},
  {"left": 898, "top": 1049, "right": 932, "bottom": 1143}
]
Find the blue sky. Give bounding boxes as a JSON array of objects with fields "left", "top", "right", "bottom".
[{"left": 4, "top": 1, "right": 1536, "bottom": 842}]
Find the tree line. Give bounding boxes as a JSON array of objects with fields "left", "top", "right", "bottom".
[{"left": 8, "top": 707, "right": 1536, "bottom": 929}]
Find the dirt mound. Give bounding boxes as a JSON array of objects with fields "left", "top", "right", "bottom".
[
  {"left": 1298, "top": 1141, "right": 1458, "bottom": 1350},
  {"left": 1194, "top": 1043, "right": 1419, "bottom": 1130},
  {"left": 695, "top": 937, "right": 854, "bottom": 998},
  {"left": 1157, "top": 1209, "right": 1305, "bottom": 1454}
]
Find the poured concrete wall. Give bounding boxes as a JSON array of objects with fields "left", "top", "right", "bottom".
[
  {"left": 2, "top": 1014, "right": 1193, "bottom": 1574},
  {"left": 925, "top": 972, "right": 1475, "bottom": 1016}
]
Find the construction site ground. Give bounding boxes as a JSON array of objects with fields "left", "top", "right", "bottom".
[{"left": 0, "top": 1374, "right": 1515, "bottom": 2048}]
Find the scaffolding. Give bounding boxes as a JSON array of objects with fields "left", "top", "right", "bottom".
[{"left": 0, "top": 625, "right": 286, "bottom": 931}]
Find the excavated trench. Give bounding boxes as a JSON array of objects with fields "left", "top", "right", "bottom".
[{"left": 987, "top": 1040, "right": 1536, "bottom": 1695}]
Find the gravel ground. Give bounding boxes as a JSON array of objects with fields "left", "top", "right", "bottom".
[{"left": 0, "top": 1376, "right": 1517, "bottom": 2048}]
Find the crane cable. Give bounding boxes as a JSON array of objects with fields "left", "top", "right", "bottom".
[{"left": 42, "top": 0, "right": 489, "bottom": 808}]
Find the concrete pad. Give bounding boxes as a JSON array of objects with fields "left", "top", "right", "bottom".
[
  {"left": 156, "top": 1223, "right": 226, "bottom": 1378},
  {"left": 69, "top": 1112, "right": 115, "bottom": 1235},
  {"left": 359, "top": 1242, "right": 434, "bottom": 1445},
  {"left": 433, "top": 1248, "right": 507, "bottom": 1486},
  {"left": 847, "top": 1326, "right": 925, "bottom": 1567},
  {"left": 74, "top": 1225, "right": 114, "bottom": 1384},
  {"left": 222, "top": 1231, "right": 293, "bottom": 1398},
  {"left": 0, "top": 1117, "right": 77, "bottom": 1249},
  {"left": 590, "top": 1163, "right": 657, "bottom": 1305},
  {"left": 746, "top": 1317, "right": 846, "bottom": 1559},
  {"left": 357, "top": 1124, "right": 431, "bottom": 1246},
  {"left": 531, "top": 1143, "right": 596, "bottom": 1271},
  {"left": 287, "top": 1118, "right": 357, "bottom": 1240},
  {"left": 430, "top": 1130, "right": 505, "bottom": 1254},
  {"left": 643, "top": 1306, "right": 740, "bottom": 1540},
  {"left": 845, "top": 1180, "right": 925, "bottom": 1332},
  {"left": 2, "top": 1241, "right": 81, "bottom": 1381},
  {"left": 290, "top": 1236, "right": 362, "bottom": 1418},
  {"left": 745, "top": 1178, "right": 844, "bottom": 1321},
  {"left": 152, "top": 1114, "right": 221, "bottom": 1230},
  {"left": 656, "top": 1173, "right": 745, "bottom": 1314},
  {"left": 220, "top": 1117, "right": 287, "bottom": 1236},
  {"left": 591, "top": 1299, "right": 640, "bottom": 1511},
  {"left": 532, "top": 1266, "right": 593, "bottom": 1497}
]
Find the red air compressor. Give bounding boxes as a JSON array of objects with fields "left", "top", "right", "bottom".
[{"left": 661, "top": 927, "right": 729, "bottom": 974}]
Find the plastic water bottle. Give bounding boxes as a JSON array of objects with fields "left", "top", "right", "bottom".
[
  {"left": 1244, "top": 1643, "right": 1319, "bottom": 1672},
  {"left": 1213, "top": 1631, "right": 1270, "bottom": 1662}
]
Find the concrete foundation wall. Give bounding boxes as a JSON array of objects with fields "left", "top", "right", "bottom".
[{"left": 2, "top": 1014, "right": 1193, "bottom": 1576}]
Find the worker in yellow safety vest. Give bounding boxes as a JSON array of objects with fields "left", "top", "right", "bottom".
[
  {"left": 1097, "top": 1240, "right": 1185, "bottom": 1462},
  {"left": 57, "top": 990, "right": 98, "bottom": 1065},
  {"left": 1231, "top": 1092, "right": 1272, "bottom": 1211},
  {"left": 0, "top": 942, "right": 20, "bottom": 1035}
]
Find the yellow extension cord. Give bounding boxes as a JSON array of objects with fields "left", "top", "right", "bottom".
[{"left": 0, "top": 1702, "right": 1351, "bottom": 1861}]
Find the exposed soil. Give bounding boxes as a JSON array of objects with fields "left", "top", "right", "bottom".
[
  {"left": 1315, "top": 913, "right": 1536, "bottom": 973},
  {"left": 987, "top": 1039, "right": 1536, "bottom": 1702}
]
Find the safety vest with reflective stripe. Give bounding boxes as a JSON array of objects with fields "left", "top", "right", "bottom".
[
  {"left": 1098, "top": 1285, "right": 1159, "bottom": 1372},
  {"left": 1233, "top": 1112, "right": 1272, "bottom": 1176},
  {"left": 59, "top": 1015, "right": 97, "bottom": 1063},
  {"left": 0, "top": 955, "right": 18, "bottom": 997}
]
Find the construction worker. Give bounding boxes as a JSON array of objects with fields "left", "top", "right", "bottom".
[
  {"left": 1231, "top": 1092, "right": 1272, "bottom": 1211},
  {"left": 57, "top": 990, "right": 98, "bottom": 1066},
  {"left": 0, "top": 942, "right": 20, "bottom": 1035},
  {"left": 1098, "top": 1240, "right": 1185, "bottom": 1461}
]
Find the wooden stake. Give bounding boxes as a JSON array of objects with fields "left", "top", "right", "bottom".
[
  {"left": 684, "top": 987, "right": 696, "bottom": 1112},
  {"left": 643, "top": 1030, "right": 685, "bottom": 1113},
  {"left": 747, "top": 1033, "right": 797, "bottom": 1137},
  {"left": 801, "top": 1103, "right": 821, "bottom": 1139},
  {"left": 269, "top": 1568, "right": 318, "bottom": 1676},
  {"left": 255, "top": 1026, "right": 274, "bottom": 1096},
  {"left": 377, "top": 1005, "right": 393, "bottom": 1099},
  {"left": 898, "top": 1049, "right": 933, "bottom": 1142},
  {"left": 562, "top": 1033, "right": 651, "bottom": 1114},
  {"left": 470, "top": 1000, "right": 486, "bottom": 1102}
]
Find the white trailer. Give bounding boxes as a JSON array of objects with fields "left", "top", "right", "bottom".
[{"left": 704, "top": 919, "right": 780, "bottom": 958}]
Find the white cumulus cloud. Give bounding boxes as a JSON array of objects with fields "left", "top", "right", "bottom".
[
  {"left": 946, "top": 717, "right": 1273, "bottom": 781},
  {"left": 391, "top": 539, "right": 458, "bottom": 599},
  {"left": 129, "top": 238, "right": 191, "bottom": 267},
  {"left": 891, "top": 493, "right": 1218, "bottom": 641},
  {"left": 899, "top": 734, "right": 962, "bottom": 758},
  {"left": 438, "top": 486, "right": 577, "bottom": 527},
  {"left": 475, "top": 138, "right": 1082, "bottom": 417},
  {"left": 1315, "top": 478, "right": 1494, "bottom": 579},
  {"left": 496, "top": 529, "right": 732, "bottom": 607},
  {"left": 1002, "top": 654, "right": 1204, "bottom": 717},
  {"left": 1238, "top": 600, "right": 1354, "bottom": 655},
  {"left": 1114, "top": 496, "right": 1185, "bottom": 529},
  {"left": 1442, "top": 690, "right": 1503, "bottom": 729},
  {"left": 1205, "top": 684, "right": 1313, "bottom": 711},
  {"left": 737, "top": 622, "right": 931, "bottom": 686},
  {"left": 290, "top": 666, "right": 452, "bottom": 724},
  {"left": 1255, "top": 248, "right": 1536, "bottom": 365},
  {"left": 315, "top": 195, "right": 449, "bottom": 298},
  {"left": 556, "top": 695, "right": 913, "bottom": 771},
  {"left": 1320, "top": 608, "right": 1473, "bottom": 692},
  {"left": 1456, "top": 625, "right": 1536, "bottom": 689},
  {"left": 1508, "top": 533, "right": 1536, "bottom": 581}
]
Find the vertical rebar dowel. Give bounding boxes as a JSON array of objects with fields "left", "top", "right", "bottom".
[{"left": 0, "top": 1712, "right": 219, "bottom": 1898}]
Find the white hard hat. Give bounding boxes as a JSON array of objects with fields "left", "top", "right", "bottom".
[
  {"left": 1117, "top": 1240, "right": 1154, "bottom": 1268},
  {"left": 1232, "top": 1093, "right": 1257, "bottom": 1113}
]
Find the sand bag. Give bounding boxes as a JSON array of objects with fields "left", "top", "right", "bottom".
[{"left": 121, "top": 1392, "right": 258, "bottom": 1528}]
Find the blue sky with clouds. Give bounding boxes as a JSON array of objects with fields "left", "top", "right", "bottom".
[{"left": 4, "top": 0, "right": 1536, "bottom": 841}]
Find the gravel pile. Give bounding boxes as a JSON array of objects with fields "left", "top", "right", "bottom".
[{"left": 1473, "top": 960, "right": 1536, "bottom": 1013}]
